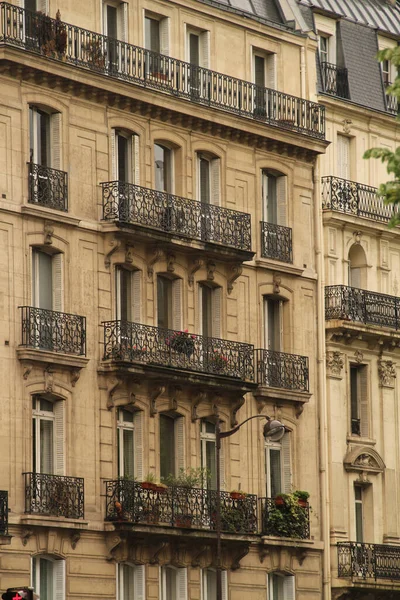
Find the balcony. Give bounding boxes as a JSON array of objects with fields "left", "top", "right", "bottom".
[
  {"left": 0, "top": 491, "right": 8, "bottom": 536},
  {"left": 322, "top": 176, "right": 395, "bottom": 223},
  {"left": 101, "top": 182, "right": 253, "bottom": 260},
  {"left": 24, "top": 472, "right": 84, "bottom": 519},
  {"left": 28, "top": 162, "right": 68, "bottom": 212},
  {"left": 105, "top": 480, "right": 257, "bottom": 535},
  {"left": 256, "top": 349, "right": 309, "bottom": 392},
  {"left": 321, "top": 62, "right": 350, "bottom": 99},
  {"left": 338, "top": 542, "right": 400, "bottom": 580},
  {"left": 0, "top": 3, "right": 325, "bottom": 140},
  {"left": 19, "top": 306, "right": 86, "bottom": 356},
  {"left": 386, "top": 83, "right": 398, "bottom": 115},
  {"left": 102, "top": 321, "right": 254, "bottom": 384},
  {"left": 260, "top": 222, "right": 293, "bottom": 263},
  {"left": 260, "top": 497, "right": 310, "bottom": 539},
  {"left": 325, "top": 286, "right": 400, "bottom": 331}
]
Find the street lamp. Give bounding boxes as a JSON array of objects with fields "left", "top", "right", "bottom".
[{"left": 215, "top": 415, "right": 286, "bottom": 600}]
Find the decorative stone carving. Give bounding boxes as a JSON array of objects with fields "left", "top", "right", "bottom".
[
  {"left": 147, "top": 248, "right": 163, "bottom": 280},
  {"left": 342, "top": 118, "right": 352, "bottom": 134},
  {"left": 273, "top": 272, "right": 281, "bottom": 294},
  {"left": 353, "top": 231, "right": 362, "bottom": 244},
  {"left": 378, "top": 359, "right": 396, "bottom": 387},
  {"left": 206, "top": 261, "right": 216, "bottom": 281},
  {"left": 354, "top": 350, "right": 363, "bottom": 363},
  {"left": 227, "top": 263, "right": 242, "bottom": 294},
  {"left": 104, "top": 236, "right": 122, "bottom": 268},
  {"left": 344, "top": 446, "right": 385, "bottom": 474},
  {"left": 326, "top": 351, "right": 344, "bottom": 378},
  {"left": 44, "top": 220, "right": 54, "bottom": 245},
  {"left": 125, "top": 245, "right": 134, "bottom": 264},
  {"left": 188, "top": 258, "right": 204, "bottom": 287}
]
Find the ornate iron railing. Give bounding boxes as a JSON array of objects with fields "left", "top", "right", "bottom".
[
  {"left": 260, "top": 221, "right": 292, "bottom": 263},
  {"left": 28, "top": 162, "right": 68, "bottom": 212},
  {"left": 386, "top": 83, "right": 398, "bottom": 115},
  {"left": 24, "top": 472, "right": 84, "bottom": 519},
  {"left": 321, "top": 62, "right": 350, "bottom": 99},
  {"left": 0, "top": 491, "right": 8, "bottom": 535},
  {"left": 325, "top": 285, "right": 400, "bottom": 331},
  {"left": 256, "top": 349, "right": 309, "bottom": 391},
  {"left": 101, "top": 182, "right": 252, "bottom": 252},
  {"left": 102, "top": 321, "right": 254, "bottom": 382},
  {"left": 322, "top": 176, "right": 394, "bottom": 223},
  {"left": 0, "top": 3, "right": 325, "bottom": 139},
  {"left": 105, "top": 480, "right": 257, "bottom": 534},
  {"left": 338, "top": 542, "right": 400, "bottom": 580},
  {"left": 19, "top": 306, "right": 86, "bottom": 355},
  {"left": 260, "top": 497, "right": 310, "bottom": 539}
]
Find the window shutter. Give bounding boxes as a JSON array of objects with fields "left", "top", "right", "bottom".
[
  {"left": 123, "top": 428, "right": 135, "bottom": 479},
  {"left": 349, "top": 267, "right": 361, "bottom": 289},
  {"left": 51, "top": 113, "right": 62, "bottom": 170},
  {"left": 134, "top": 411, "right": 143, "bottom": 481},
  {"left": 254, "top": 55, "right": 265, "bottom": 87},
  {"left": 276, "top": 176, "right": 286, "bottom": 226},
  {"left": 118, "top": 2, "right": 128, "bottom": 42},
  {"left": 212, "top": 287, "right": 222, "bottom": 339},
  {"left": 283, "top": 575, "right": 295, "bottom": 600},
  {"left": 210, "top": 158, "right": 221, "bottom": 206},
  {"left": 133, "top": 134, "right": 140, "bottom": 185},
  {"left": 111, "top": 129, "right": 117, "bottom": 180},
  {"left": 221, "top": 571, "right": 228, "bottom": 600},
  {"left": 359, "top": 368, "right": 369, "bottom": 438},
  {"left": 52, "top": 253, "right": 64, "bottom": 312},
  {"left": 282, "top": 433, "right": 291, "bottom": 494},
  {"left": 37, "top": 0, "right": 49, "bottom": 14},
  {"left": 219, "top": 436, "right": 225, "bottom": 491},
  {"left": 177, "top": 568, "right": 187, "bottom": 600},
  {"left": 337, "top": 135, "right": 350, "bottom": 180},
  {"left": 54, "top": 401, "right": 65, "bottom": 476},
  {"left": 175, "top": 416, "right": 185, "bottom": 473},
  {"left": 40, "top": 419, "right": 54, "bottom": 474},
  {"left": 266, "top": 53, "right": 276, "bottom": 89},
  {"left": 54, "top": 559, "right": 65, "bottom": 600},
  {"left": 132, "top": 270, "right": 141, "bottom": 323},
  {"left": 172, "top": 278, "right": 182, "bottom": 331},
  {"left": 262, "top": 171, "right": 269, "bottom": 222},
  {"left": 199, "top": 31, "right": 210, "bottom": 68},
  {"left": 197, "top": 284, "right": 203, "bottom": 335},
  {"left": 134, "top": 565, "right": 145, "bottom": 600},
  {"left": 160, "top": 18, "right": 169, "bottom": 56}
]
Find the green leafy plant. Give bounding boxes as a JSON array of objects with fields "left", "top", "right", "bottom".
[
  {"left": 265, "top": 492, "right": 310, "bottom": 539},
  {"left": 166, "top": 330, "right": 196, "bottom": 355},
  {"left": 162, "top": 467, "right": 209, "bottom": 488},
  {"left": 209, "top": 350, "right": 229, "bottom": 372},
  {"left": 220, "top": 504, "right": 247, "bottom": 533}
]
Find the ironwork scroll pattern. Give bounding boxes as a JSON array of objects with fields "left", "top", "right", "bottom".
[
  {"left": 0, "top": 3, "right": 325, "bottom": 139},
  {"left": 337, "top": 542, "right": 400, "bottom": 580},
  {"left": 20, "top": 306, "right": 86, "bottom": 356},
  {"left": 260, "top": 497, "right": 310, "bottom": 539},
  {"left": 105, "top": 480, "right": 257, "bottom": 534},
  {"left": 322, "top": 176, "right": 394, "bottom": 223},
  {"left": 28, "top": 162, "right": 68, "bottom": 212},
  {"left": 260, "top": 221, "right": 293, "bottom": 263},
  {"left": 321, "top": 62, "right": 350, "bottom": 99},
  {"left": 325, "top": 285, "right": 400, "bottom": 330},
  {"left": 386, "top": 83, "right": 398, "bottom": 115},
  {"left": 256, "top": 349, "right": 309, "bottom": 391},
  {"left": 102, "top": 320, "right": 255, "bottom": 382},
  {"left": 0, "top": 491, "right": 8, "bottom": 535},
  {"left": 101, "top": 182, "right": 252, "bottom": 252},
  {"left": 24, "top": 472, "right": 84, "bottom": 519}
]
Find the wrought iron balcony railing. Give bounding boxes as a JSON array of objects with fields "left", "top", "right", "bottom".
[
  {"left": 28, "top": 162, "right": 68, "bottom": 212},
  {"left": 260, "top": 497, "right": 310, "bottom": 539},
  {"left": 19, "top": 306, "right": 86, "bottom": 356},
  {"left": 102, "top": 321, "right": 255, "bottom": 382},
  {"left": 322, "top": 176, "right": 394, "bottom": 223},
  {"left": 256, "top": 349, "right": 309, "bottom": 392},
  {"left": 260, "top": 221, "right": 293, "bottom": 263},
  {"left": 338, "top": 542, "right": 400, "bottom": 580},
  {"left": 386, "top": 83, "right": 398, "bottom": 115},
  {"left": 101, "top": 182, "right": 252, "bottom": 252},
  {"left": 0, "top": 3, "right": 325, "bottom": 139},
  {"left": 325, "top": 285, "right": 400, "bottom": 331},
  {"left": 24, "top": 472, "right": 84, "bottom": 519},
  {"left": 321, "top": 62, "right": 350, "bottom": 99},
  {"left": 0, "top": 491, "right": 8, "bottom": 535},
  {"left": 105, "top": 480, "right": 258, "bottom": 534}
]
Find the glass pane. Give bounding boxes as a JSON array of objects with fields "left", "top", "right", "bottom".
[
  {"left": 39, "top": 558, "right": 53, "bottom": 600},
  {"left": 157, "top": 276, "right": 172, "bottom": 329},
  {"left": 121, "top": 409, "right": 134, "bottom": 423},
  {"left": 25, "top": 0, "right": 37, "bottom": 12},
  {"left": 254, "top": 55, "right": 265, "bottom": 88},
  {"left": 145, "top": 17, "right": 160, "bottom": 52},
  {"left": 267, "top": 175, "right": 277, "bottom": 224},
  {"left": 201, "top": 284, "right": 212, "bottom": 338},
  {"left": 189, "top": 33, "right": 199, "bottom": 66},
  {"left": 106, "top": 5, "right": 117, "bottom": 38},
  {"left": 165, "top": 567, "right": 176, "bottom": 600},
  {"left": 355, "top": 502, "right": 363, "bottom": 542},
  {"left": 206, "top": 569, "right": 216, "bottom": 599},
  {"left": 154, "top": 144, "right": 171, "bottom": 193},
  {"left": 123, "top": 564, "right": 134, "bottom": 597},
  {"left": 206, "top": 440, "right": 216, "bottom": 490},
  {"left": 40, "top": 419, "right": 54, "bottom": 474},
  {"left": 117, "top": 134, "right": 128, "bottom": 183},
  {"left": 160, "top": 414, "right": 175, "bottom": 480},
  {"left": 205, "top": 421, "right": 215, "bottom": 435},
  {"left": 123, "top": 429, "right": 135, "bottom": 479},
  {"left": 32, "top": 417, "right": 36, "bottom": 473},
  {"left": 38, "top": 110, "right": 50, "bottom": 167},
  {"left": 199, "top": 157, "right": 210, "bottom": 204},
  {"left": 38, "top": 251, "right": 53, "bottom": 310},
  {"left": 118, "top": 268, "right": 131, "bottom": 322},
  {"left": 40, "top": 398, "right": 54, "bottom": 413},
  {"left": 270, "top": 448, "right": 282, "bottom": 498}
]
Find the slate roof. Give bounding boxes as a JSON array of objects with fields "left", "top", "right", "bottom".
[{"left": 195, "top": 0, "right": 287, "bottom": 27}]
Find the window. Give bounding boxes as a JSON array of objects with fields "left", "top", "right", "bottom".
[
  {"left": 111, "top": 129, "right": 139, "bottom": 184},
  {"left": 261, "top": 171, "right": 286, "bottom": 225},
  {"left": 117, "top": 563, "right": 145, "bottom": 599},
  {"left": 198, "top": 284, "right": 221, "bottom": 339},
  {"left": 253, "top": 51, "right": 276, "bottom": 116},
  {"left": 200, "top": 419, "right": 224, "bottom": 490},
  {"left": 318, "top": 35, "right": 329, "bottom": 65},
  {"left": 145, "top": 15, "right": 169, "bottom": 55},
  {"left": 350, "top": 364, "right": 368, "bottom": 437},
  {"left": 263, "top": 297, "right": 283, "bottom": 352},
  {"left": 117, "top": 409, "right": 143, "bottom": 480},
  {"left": 337, "top": 134, "right": 351, "bottom": 180},
  {"left": 160, "top": 566, "right": 187, "bottom": 600},
  {"left": 268, "top": 573, "right": 295, "bottom": 600},
  {"left": 197, "top": 154, "right": 220, "bottom": 206},
  {"left": 32, "top": 556, "right": 65, "bottom": 600},
  {"left": 354, "top": 485, "right": 364, "bottom": 542},
  {"left": 32, "top": 249, "right": 63, "bottom": 312},
  {"left": 157, "top": 275, "right": 182, "bottom": 330},
  {"left": 32, "top": 395, "right": 64, "bottom": 476},
  {"left": 159, "top": 414, "right": 185, "bottom": 481},
  {"left": 115, "top": 267, "right": 140, "bottom": 322},
  {"left": 201, "top": 568, "right": 227, "bottom": 600},
  {"left": 187, "top": 29, "right": 210, "bottom": 68},
  {"left": 155, "top": 144, "right": 173, "bottom": 193},
  {"left": 348, "top": 244, "right": 367, "bottom": 289},
  {"left": 265, "top": 433, "right": 290, "bottom": 498},
  {"left": 29, "top": 106, "right": 61, "bottom": 170},
  {"left": 23, "top": 0, "right": 48, "bottom": 12}
]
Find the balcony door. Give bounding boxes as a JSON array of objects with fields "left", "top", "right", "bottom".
[
  {"left": 159, "top": 414, "right": 184, "bottom": 482},
  {"left": 32, "top": 395, "right": 64, "bottom": 476},
  {"left": 145, "top": 15, "right": 169, "bottom": 77},
  {"left": 157, "top": 275, "right": 182, "bottom": 333},
  {"left": 117, "top": 409, "right": 143, "bottom": 480},
  {"left": 103, "top": 2, "right": 127, "bottom": 72},
  {"left": 115, "top": 267, "right": 140, "bottom": 322},
  {"left": 253, "top": 52, "right": 275, "bottom": 117},
  {"left": 198, "top": 284, "right": 221, "bottom": 341},
  {"left": 187, "top": 29, "right": 210, "bottom": 99},
  {"left": 265, "top": 434, "right": 290, "bottom": 499},
  {"left": 32, "top": 556, "right": 65, "bottom": 600},
  {"left": 264, "top": 297, "right": 282, "bottom": 352},
  {"left": 32, "top": 249, "right": 63, "bottom": 313},
  {"left": 197, "top": 154, "right": 220, "bottom": 242},
  {"left": 337, "top": 134, "right": 351, "bottom": 180},
  {"left": 261, "top": 171, "right": 286, "bottom": 226}
]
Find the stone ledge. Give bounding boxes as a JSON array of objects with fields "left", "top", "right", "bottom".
[
  {"left": 20, "top": 515, "right": 89, "bottom": 529},
  {"left": 21, "top": 204, "right": 81, "bottom": 226},
  {"left": 17, "top": 348, "right": 89, "bottom": 370}
]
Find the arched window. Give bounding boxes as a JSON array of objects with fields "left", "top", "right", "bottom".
[
  {"left": 32, "top": 394, "right": 64, "bottom": 476},
  {"left": 268, "top": 573, "right": 295, "bottom": 600},
  {"left": 115, "top": 266, "right": 141, "bottom": 322},
  {"left": 261, "top": 170, "right": 287, "bottom": 226},
  {"left": 196, "top": 152, "right": 220, "bottom": 206},
  {"left": 197, "top": 283, "right": 221, "bottom": 338},
  {"left": 348, "top": 244, "right": 367, "bottom": 289},
  {"left": 32, "top": 555, "right": 65, "bottom": 600},
  {"left": 201, "top": 568, "right": 227, "bottom": 600},
  {"left": 111, "top": 129, "right": 139, "bottom": 185}
]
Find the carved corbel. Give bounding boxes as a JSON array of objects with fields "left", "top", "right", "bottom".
[
  {"left": 70, "top": 369, "right": 80, "bottom": 388},
  {"left": 295, "top": 404, "right": 305, "bottom": 419},
  {"left": 44, "top": 366, "right": 55, "bottom": 393},
  {"left": 231, "top": 544, "right": 250, "bottom": 571},
  {"left": 44, "top": 221, "right": 54, "bottom": 245},
  {"left": 23, "top": 363, "right": 33, "bottom": 380},
  {"left": 147, "top": 248, "right": 164, "bottom": 280},
  {"left": 149, "top": 541, "right": 167, "bottom": 565},
  {"left": 167, "top": 253, "right": 175, "bottom": 273},
  {"left": 106, "top": 533, "right": 123, "bottom": 562},
  {"left": 258, "top": 546, "right": 270, "bottom": 564},
  {"left": 106, "top": 376, "right": 123, "bottom": 410},
  {"left": 150, "top": 384, "right": 166, "bottom": 416},
  {"left": 125, "top": 245, "right": 134, "bottom": 264},
  {"left": 168, "top": 385, "right": 182, "bottom": 412},
  {"left": 21, "top": 529, "right": 34, "bottom": 546},
  {"left": 171, "top": 542, "right": 187, "bottom": 568},
  {"left": 207, "top": 261, "right": 216, "bottom": 282},
  {"left": 191, "top": 544, "right": 210, "bottom": 567},
  {"left": 191, "top": 390, "right": 208, "bottom": 421},
  {"left": 105, "top": 237, "right": 122, "bottom": 269},
  {"left": 273, "top": 272, "right": 281, "bottom": 294},
  {"left": 227, "top": 264, "right": 243, "bottom": 294},
  {"left": 230, "top": 395, "right": 245, "bottom": 428},
  {"left": 188, "top": 258, "right": 204, "bottom": 287},
  {"left": 292, "top": 547, "right": 307, "bottom": 566},
  {"left": 69, "top": 531, "right": 81, "bottom": 550}
]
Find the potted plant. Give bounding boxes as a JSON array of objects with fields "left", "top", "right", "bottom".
[
  {"left": 230, "top": 490, "right": 247, "bottom": 500},
  {"left": 84, "top": 38, "right": 105, "bottom": 70},
  {"left": 141, "top": 472, "right": 158, "bottom": 491},
  {"left": 266, "top": 492, "right": 310, "bottom": 539},
  {"left": 293, "top": 490, "right": 310, "bottom": 508},
  {"left": 209, "top": 350, "right": 229, "bottom": 373},
  {"left": 220, "top": 505, "right": 246, "bottom": 533},
  {"left": 166, "top": 330, "right": 196, "bottom": 356}
]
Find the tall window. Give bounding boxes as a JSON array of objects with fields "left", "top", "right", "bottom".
[
  {"left": 261, "top": 171, "right": 286, "bottom": 226},
  {"left": 160, "top": 566, "right": 187, "bottom": 600},
  {"left": 198, "top": 284, "right": 221, "bottom": 338},
  {"left": 187, "top": 29, "right": 210, "bottom": 68},
  {"left": 117, "top": 409, "right": 143, "bottom": 480},
  {"left": 32, "top": 556, "right": 65, "bottom": 600},
  {"left": 157, "top": 275, "right": 182, "bottom": 330},
  {"left": 348, "top": 244, "right": 367, "bottom": 289},
  {"left": 265, "top": 433, "right": 290, "bottom": 498},
  {"left": 115, "top": 267, "right": 140, "bottom": 322},
  {"left": 253, "top": 52, "right": 276, "bottom": 116},
  {"left": 201, "top": 568, "right": 227, "bottom": 600},
  {"left": 24, "top": 0, "right": 48, "bottom": 12},
  {"left": 111, "top": 129, "right": 139, "bottom": 184},
  {"left": 264, "top": 297, "right": 283, "bottom": 352},
  {"left": 350, "top": 364, "right": 368, "bottom": 437},
  {"left": 32, "top": 249, "right": 63, "bottom": 312},
  {"left": 145, "top": 15, "right": 169, "bottom": 55},
  {"left": 159, "top": 414, "right": 185, "bottom": 481},
  {"left": 319, "top": 35, "right": 329, "bottom": 64},
  {"left": 200, "top": 419, "right": 224, "bottom": 490},
  {"left": 29, "top": 106, "right": 61, "bottom": 170},
  {"left": 354, "top": 486, "right": 364, "bottom": 542},
  {"left": 337, "top": 134, "right": 351, "bottom": 180},
  {"left": 197, "top": 153, "right": 220, "bottom": 206},
  {"left": 117, "top": 563, "right": 145, "bottom": 599},
  {"left": 102, "top": 2, "right": 127, "bottom": 71},
  {"left": 155, "top": 144, "right": 173, "bottom": 193},
  {"left": 32, "top": 395, "right": 64, "bottom": 476},
  {"left": 268, "top": 573, "right": 295, "bottom": 600}
]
